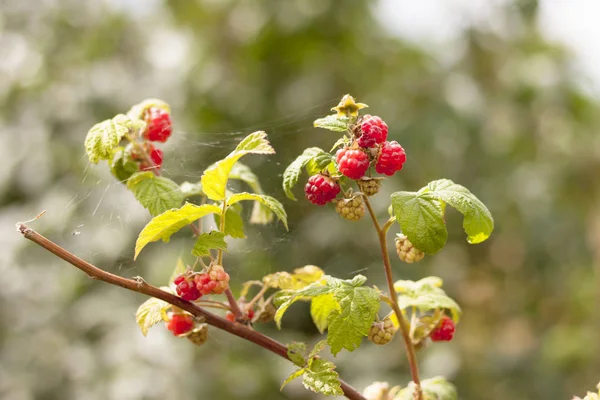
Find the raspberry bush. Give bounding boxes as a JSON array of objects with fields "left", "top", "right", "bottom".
[{"left": 19, "top": 95, "right": 495, "bottom": 400}]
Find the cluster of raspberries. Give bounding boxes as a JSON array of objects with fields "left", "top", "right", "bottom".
[
  {"left": 129, "top": 107, "right": 172, "bottom": 172},
  {"left": 304, "top": 115, "right": 406, "bottom": 207},
  {"left": 173, "top": 264, "right": 230, "bottom": 301}
]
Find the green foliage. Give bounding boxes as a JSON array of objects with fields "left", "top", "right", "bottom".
[
  {"left": 282, "top": 147, "right": 332, "bottom": 200},
  {"left": 110, "top": 146, "right": 138, "bottom": 182},
  {"left": 192, "top": 231, "right": 227, "bottom": 257},
  {"left": 134, "top": 203, "right": 221, "bottom": 259},
  {"left": 219, "top": 207, "right": 246, "bottom": 238},
  {"left": 127, "top": 172, "right": 184, "bottom": 216},
  {"left": 394, "top": 277, "right": 461, "bottom": 322},
  {"left": 200, "top": 131, "right": 274, "bottom": 201},
  {"left": 395, "top": 376, "right": 457, "bottom": 400},
  {"left": 275, "top": 275, "right": 380, "bottom": 355},
  {"left": 84, "top": 114, "right": 133, "bottom": 164},
  {"left": 135, "top": 292, "right": 170, "bottom": 336},
  {"left": 227, "top": 192, "right": 288, "bottom": 230},
  {"left": 281, "top": 340, "right": 343, "bottom": 397},
  {"left": 313, "top": 114, "right": 352, "bottom": 132},
  {"left": 262, "top": 265, "right": 325, "bottom": 290},
  {"left": 310, "top": 293, "right": 340, "bottom": 334},
  {"left": 229, "top": 162, "right": 273, "bottom": 225},
  {"left": 391, "top": 179, "right": 494, "bottom": 254}
]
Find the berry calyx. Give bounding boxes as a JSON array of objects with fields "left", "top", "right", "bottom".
[
  {"left": 144, "top": 107, "right": 172, "bottom": 142},
  {"left": 336, "top": 148, "right": 370, "bottom": 180},
  {"left": 166, "top": 313, "right": 195, "bottom": 336},
  {"left": 357, "top": 177, "right": 383, "bottom": 196},
  {"left": 304, "top": 174, "right": 341, "bottom": 205},
  {"left": 375, "top": 141, "right": 406, "bottom": 176},
  {"left": 174, "top": 274, "right": 202, "bottom": 301},
  {"left": 358, "top": 115, "right": 388, "bottom": 148},
  {"left": 187, "top": 324, "right": 209, "bottom": 346},
  {"left": 429, "top": 315, "right": 455, "bottom": 342},
  {"left": 194, "top": 264, "right": 230, "bottom": 295},
  {"left": 368, "top": 317, "right": 397, "bottom": 345},
  {"left": 335, "top": 196, "right": 365, "bottom": 221},
  {"left": 395, "top": 234, "right": 425, "bottom": 263}
]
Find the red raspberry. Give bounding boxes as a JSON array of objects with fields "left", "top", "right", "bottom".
[
  {"left": 194, "top": 265, "right": 230, "bottom": 295},
  {"left": 140, "top": 145, "right": 163, "bottom": 171},
  {"left": 144, "top": 107, "right": 172, "bottom": 142},
  {"left": 358, "top": 115, "right": 388, "bottom": 148},
  {"left": 225, "top": 311, "right": 235, "bottom": 322},
  {"left": 430, "top": 316, "right": 455, "bottom": 342},
  {"left": 304, "top": 174, "right": 341, "bottom": 205},
  {"left": 375, "top": 141, "right": 406, "bottom": 176},
  {"left": 174, "top": 275, "right": 201, "bottom": 301},
  {"left": 166, "top": 313, "right": 195, "bottom": 336},
  {"left": 336, "top": 148, "right": 370, "bottom": 180},
  {"left": 247, "top": 308, "right": 255, "bottom": 320}
]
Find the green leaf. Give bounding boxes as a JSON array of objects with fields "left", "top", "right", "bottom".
[
  {"left": 229, "top": 162, "right": 274, "bottom": 225},
  {"left": 302, "top": 358, "right": 343, "bottom": 396},
  {"left": 282, "top": 147, "right": 323, "bottom": 200},
  {"left": 110, "top": 146, "right": 138, "bottom": 182},
  {"left": 274, "top": 282, "right": 332, "bottom": 328},
  {"left": 330, "top": 136, "right": 350, "bottom": 152},
  {"left": 313, "top": 114, "right": 352, "bottom": 132},
  {"left": 201, "top": 131, "right": 274, "bottom": 201},
  {"left": 306, "top": 151, "right": 335, "bottom": 176},
  {"left": 425, "top": 179, "right": 494, "bottom": 244},
  {"left": 134, "top": 203, "right": 221, "bottom": 259},
  {"left": 227, "top": 192, "right": 288, "bottom": 230},
  {"left": 396, "top": 376, "right": 457, "bottom": 400},
  {"left": 169, "top": 258, "right": 188, "bottom": 285},
  {"left": 394, "top": 276, "right": 462, "bottom": 323},
  {"left": 287, "top": 342, "right": 307, "bottom": 367},
  {"left": 281, "top": 368, "right": 306, "bottom": 391},
  {"left": 127, "top": 98, "right": 170, "bottom": 121},
  {"left": 192, "top": 231, "right": 227, "bottom": 257},
  {"left": 327, "top": 285, "right": 380, "bottom": 355},
  {"left": 127, "top": 172, "right": 184, "bottom": 216},
  {"left": 310, "top": 293, "right": 340, "bottom": 334},
  {"left": 136, "top": 296, "right": 169, "bottom": 336},
  {"left": 391, "top": 179, "right": 493, "bottom": 254},
  {"left": 179, "top": 181, "right": 204, "bottom": 198},
  {"left": 220, "top": 206, "right": 246, "bottom": 238},
  {"left": 307, "top": 340, "right": 328, "bottom": 362},
  {"left": 84, "top": 114, "right": 132, "bottom": 164}
]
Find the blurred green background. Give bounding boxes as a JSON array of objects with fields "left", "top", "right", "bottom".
[{"left": 2, "top": 0, "right": 599, "bottom": 399}]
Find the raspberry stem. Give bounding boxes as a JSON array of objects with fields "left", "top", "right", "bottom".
[
  {"left": 217, "top": 199, "right": 244, "bottom": 320},
  {"left": 363, "top": 196, "right": 423, "bottom": 400}
]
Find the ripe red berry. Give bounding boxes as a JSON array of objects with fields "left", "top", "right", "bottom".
[
  {"left": 358, "top": 115, "right": 388, "bottom": 148},
  {"left": 194, "top": 265, "right": 230, "bottom": 295},
  {"left": 304, "top": 174, "right": 341, "bottom": 205},
  {"left": 144, "top": 107, "right": 172, "bottom": 142},
  {"left": 140, "top": 145, "right": 164, "bottom": 171},
  {"left": 430, "top": 316, "right": 455, "bottom": 342},
  {"left": 166, "top": 313, "right": 195, "bottom": 336},
  {"left": 225, "top": 311, "right": 235, "bottom": 322},
  {"left": 336, "top": 148, "right": 370, "bottom": 180},
  {"left": 246, "top": 308, "right": 255, "bottom": 320},
  {"left": 174, "top": 274, "right": 202, "bottom": 301},
  {"left": 375, "top": 141, "right": 406, "bottom": 176}
]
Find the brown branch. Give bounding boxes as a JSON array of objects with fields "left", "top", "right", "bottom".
[
  {"left": 363, "top": 196, "right": 422, "bottom": 400},
  {"left": 16, "top": 223, "right": 365, "bottom": 400}
]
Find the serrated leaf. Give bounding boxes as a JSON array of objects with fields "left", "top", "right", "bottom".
[
  {"left": 282, "top": 147, "right": 323, "bottom": 200},
  {"left": 393, "top": 276, "right": 461, "bottom": 323},
  {"left": 134, "top": 203, "right": 222, "bottom": 259},
  {"left": 220, "top": 206, "right": 246, "bottom": 238},
  {"left": 127, "top": 172, "right": 184, "bottom": 216},
  {"left": 127, "top": 98, "right": 170, "bottom": 120},
  {"left": 179, "top": 181, "right": 203, "bottom": 198},
  {"left": 281, "top": 368, "right": 306, "bottom": 391},
  {"left": 287, "top": 342, "right": 307, "bottom": 366},
  {"left": 396, "top": 376, "right": 457, "bottom": 400},
  {"left": 391, "top": 179, "right": 493, "bottom": 254},
  {"left": 227, "top": 192, "right": 288, "bottom": 230},
  {"left": 302, "top": 359, "right": 343, "bottom": 396},
  {"left": 201, "top": 131, "right": 274, "bottom": 201},
  {"left": 307, "top": 340, "right": 328, "bottom": 362},
  {"left": 110, "top": 146, "right": 138, "bottom": 182},
  {"left": 84, "top": 114, "right": 132, "bottom": 164},
  {"left": 327, "top": 285, "right": 380, "bottom": 355},
  {"left": 274, "top": 282, "right": 332, "bottom": 328},
  {"left": 306, "top": 151, "right": 335, "bottom": 176},
  {"left": 192, "top": 231, "right": 227, "bottom": 257},
  {"left": 136, "top": 296, "right": 170, "bottom": 336},
  {"left": 310, "top": 293, "right": 340, "bottom": 334},
  {"left": 229, "top": 162, "right": 274, "bottom": 225},
  {"left": 313, "top": 114, "right": 352, "bottom": 132},
  {"left": 169, "top": 257, "right": 188, "bottom": 285}
]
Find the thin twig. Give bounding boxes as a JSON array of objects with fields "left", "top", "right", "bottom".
[
  {"left": 16, "top": 223, "right": 366, "bottom": 400},
  {"left": 363, "top": 196, "right": 422, "bottom": 400}
]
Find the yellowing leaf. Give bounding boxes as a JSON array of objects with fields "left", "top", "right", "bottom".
[
  {"left": 227, "top": 192, "right": 288, "bottom": 230},
  {"left": 201, "top": 131, "right": 274, "bottom": 201},
  {"left": 393, "top": 276, "right": 462, "bottom": 323},
  {"left": 136, "top": 296, "right": 170, "bottom": 336},
  {"left": 301, "top": 358, "right": 343, "bottom": 396},
  {"left": 84, "top": 114, "right": 133, "bottom": 164},
  {"left": 310, "top": 293, "right": 339, "bottom": 334},
  {"left": 134, "top": 203, "right": 221, "bottom": 259}
]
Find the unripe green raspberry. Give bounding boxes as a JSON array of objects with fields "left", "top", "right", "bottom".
[
  {"left": 367, "top": 318, "right": 397, "bottom": 345},
  {"left": 335, "top": 196, "right": 365, "bottom": 221},
  {"left": 395, "top": 233, "right": 425, "bottom": 263},
  {"left": 186, "top": 324, "right": 208, "bottom": 346},
  {"left": 357, "top": 177, "right": 382, "bottom": 196}
]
